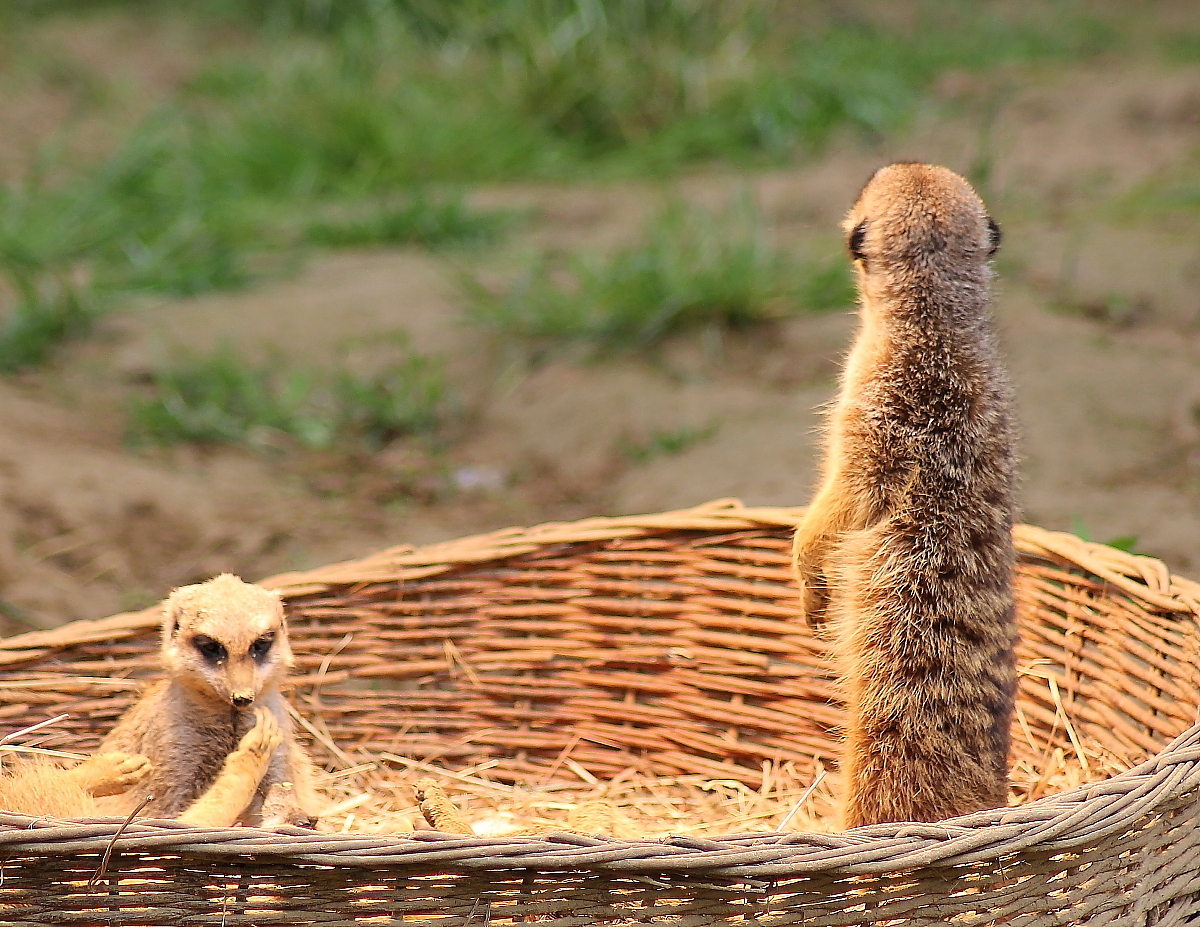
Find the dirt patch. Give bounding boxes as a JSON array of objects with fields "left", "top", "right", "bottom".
[
  {"left": 0, "top": 11, "right": 243, "bottom": 182},
  {"left": 0, "top": 381, "right": 287, "bottom": 626}
]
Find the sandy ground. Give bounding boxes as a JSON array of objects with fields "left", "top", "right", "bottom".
[{"left": 1, "top": 18, "right": 1199, "bottom": 632}]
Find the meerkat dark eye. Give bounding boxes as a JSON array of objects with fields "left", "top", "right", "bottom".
[
  {"left": 192, "top": 635, "right": 226, "bottom": 664},
  {"left": 848, "top": 220, "right": 868, "bottom": 263},
  {"left": 986, "top": 216, "right": 1002, "bottom": 257},
  {"left": 249, "top": 633, "right": 275, "bottom": 661}
]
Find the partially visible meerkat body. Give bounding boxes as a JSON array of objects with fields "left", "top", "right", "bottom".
[
  {"left": 792, "top": 163, "right": 1018, "bottom": 828},
  {"left": 0, "top": 751, "right": 151, "bottom": 819},
  {"left": 98, "top": 574, "right": 322, "bottom": 828}
]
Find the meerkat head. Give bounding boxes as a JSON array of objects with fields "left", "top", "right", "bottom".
[
  {"left": 844, "top": 162, "right": 1000, "bottom": 285},
  {"left": 160, "top": 574, "right": 293, "bottom": 707}
]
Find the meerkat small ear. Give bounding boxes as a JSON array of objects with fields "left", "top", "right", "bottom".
[
  {"left": 986, "top": 216, "right": 1001, "bottom": 257},
  {"left": 163, "top": 601, "right": 180, "bottom": 637},
  {"left": 848, "top": 220, "right": 868, "bottom": 263}
]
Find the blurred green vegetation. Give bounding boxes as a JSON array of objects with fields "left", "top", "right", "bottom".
[
  {"left": 128, "top": 343, "right": 447, "bottom": 449},
  {"left": 462, "top": 198, "right": 853, "bottom": 356},
  {"left": 0, "top": 0, "right": 1118, "bottom": 371},
  {"left": 127, "top": 0, "right": 1114, "bottom": 176},
  {"left": 621, "top": 420, "right": 721, "bottom": 464},
  {"left": 1162, "top": 29, "right": 1200, "bottom": 62},
  {"left": 303, "top": 194, "right": 512, "bottom": 248},
  {"left": 1119, "top": 174, "right": 1200, "bottom": 218},
  {"left": 1069, "top": 516, "right": 1140, "bottom": 554},
  {"left": 0, "top": 283, "right": 97, "bottom": 373}
]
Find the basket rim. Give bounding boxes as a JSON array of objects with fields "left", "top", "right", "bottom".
[
  {"left": 2, "top": 497, "right": 1198, "bottom": 660},
  {"left": 1, "top": 498, "right": 1199, "bottom": 877},
  {"left": 0, "top": 722, "right": 1197, "bottom": 878}
]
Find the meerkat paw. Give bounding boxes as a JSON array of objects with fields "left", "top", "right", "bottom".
[
  {"left": 796, "top": 494, "right": 861, "bottom": 630},
  {"left": 68, "top": 752, "right": 153, "bottom": 797},
  {"left": 233, "top": 708, "right": 284, "bottom": 773},
  {"left": 260, "top": 781, "right": 318, "bottom": 829},
  {"left": 794, "top": 566, "right": 830, "bottom": 629},
  {"left": 791, "top": 537, "right": 831, "bottom": 628}
]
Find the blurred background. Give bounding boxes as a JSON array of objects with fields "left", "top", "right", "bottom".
[{"left": 0, "top": 0, "right": 1197, "bottom": 631}]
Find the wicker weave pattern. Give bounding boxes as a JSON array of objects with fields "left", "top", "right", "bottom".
[{"left": 0, "top": 499, "right": 1198, "bottom": 925}]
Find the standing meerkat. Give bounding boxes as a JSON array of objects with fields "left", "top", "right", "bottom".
[
  {"left": 792, "top": 163, "right": 1018, "bottom": 828},
  {"left": 97, "top": 574, "right": 322, "bottom": 828}
]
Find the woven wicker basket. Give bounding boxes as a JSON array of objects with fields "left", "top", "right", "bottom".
[{"left": 0, "top": 498, "right": 1198, "bottom": 926}]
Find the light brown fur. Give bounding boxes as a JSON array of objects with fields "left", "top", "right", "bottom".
[
  {"left": 0, "top": 751, "right": 150, "bottom": 818},
  {"left": 97, "top": 574, "right": 322, "bottom": 828},
  {"left": 793, "top": 163, "right": 1018, "bottom": 828}
]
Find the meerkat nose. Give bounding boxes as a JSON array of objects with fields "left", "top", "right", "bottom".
[{"left": 231, "top": 694, "right": 254, "bottom": 708}]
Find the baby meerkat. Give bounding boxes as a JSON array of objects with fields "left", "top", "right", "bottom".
[
  {"left": 97, "top": 574, "right": 321, "bottom": 828},
  {"left": 0, "top": 751, "right": 151, "bottom": 819},
  {"left": 793, "top": 163, "right": 1018, "bottom": 828}
]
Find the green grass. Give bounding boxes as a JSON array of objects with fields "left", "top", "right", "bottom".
[
  {"left": 0, "top": 123, "right": 265, "bottom": 371},
  {"left": 1162, "top": 30, "right": 1200, "bottom": 62},
  {"left": 0, "top": 121, "right": 505, "bottom": 370},
  {"left": 12, "top": 120, "right": 262, "bottom": 293},
  {"left": 464, "top": 198, "right": 853, "bottom": 355},
  {"left": 169, "top": 1, "right": 1113, "bottom": 177},
  {"left": 622, "top": 421, "right": 720, "bottom": 464},
  {"left": 1070, "top": 516, "right": 1140, "bottom": 553},
  {"left": 330, "top": 353, "right": 445, "bottom": 445},
  {"left": 179, "top": 58, "right": 559, "bottom": 192},
  {"left": 0, "top": 0, "right": 1115, "bottom": 370},
  {"left": 0, "top": 285, "right": 98, "bottom": 373},
  {"left": 1119, "top": 177, "right": 1200, "bottom": 217},
  {"left": 1053, "top": 292, "right": 1149, "bottom": 328},
  {"left": 1, "top": 1, "right": 1123, "bottom": 184},
  {"left": 128, "top": 344, "right": 447, "bottom": 450},
  {"left": 8, "top": 1, "right": 1119, "bottom": 195},
  {"left": 302, "top": 193, "right": 510, "bottom": 248}
]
